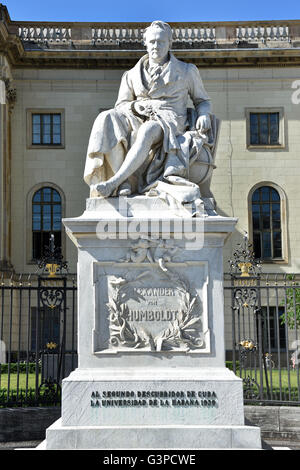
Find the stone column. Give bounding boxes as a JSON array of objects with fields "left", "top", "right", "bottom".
[{"left": 0, "top": 68, "right": 16, "bottom": 273}]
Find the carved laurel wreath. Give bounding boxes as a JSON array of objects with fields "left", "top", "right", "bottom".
[{"left": 107, "top": 265, "right": 204, "bottom": 352}]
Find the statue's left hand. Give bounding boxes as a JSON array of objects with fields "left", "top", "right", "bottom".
[
  {"left": 196, "top": 114, "right": 211, "bottom": 133},
  {"left": 134, "top": 101, "right": 154, "bottom": 118}
]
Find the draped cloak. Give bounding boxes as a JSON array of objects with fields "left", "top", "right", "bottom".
[{"left": 84, "top": 53, "right": 213, "bottom": 205}]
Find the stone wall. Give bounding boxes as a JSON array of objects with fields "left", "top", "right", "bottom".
[
  {"left": 0, "top": 407, "right": 61, "bottom": 442},
  {"left": 245, "top": 405, "right": 300, "bottom": 441}
]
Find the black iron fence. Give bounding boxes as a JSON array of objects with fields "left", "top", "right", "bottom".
[
  {"left": 0, "top": 236, "right": 300, "bottom": 407},
  {"left": 0, "top": 272, "right": 77, "bottom": 407},
  {"left": 225, "top": 237, "right": 300, "bottom": 405}
]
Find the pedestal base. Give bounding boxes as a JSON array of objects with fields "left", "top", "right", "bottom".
[
  {"left": 39, "top": 368, "right": 261, "bottom": 450},
  {"left": 51, "top": 197, "right": 262, "bottom": 450},
  {"left": 40, "top": 419, "right": 261, "bottom": 450}
]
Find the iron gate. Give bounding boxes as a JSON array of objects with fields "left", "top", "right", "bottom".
[{"left": 225, "top": 236, "right": 300, "bottom": 405}]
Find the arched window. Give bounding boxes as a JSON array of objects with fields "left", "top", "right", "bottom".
[
  {"left": 32, "top": 187, "right": 62, "bottom": 260},
  {"left": 251, "top": 185, "right": 282, "bottom": 260}
]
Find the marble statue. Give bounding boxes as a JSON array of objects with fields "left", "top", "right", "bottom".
[
  {"left": 44, "top": 21, "right": 262, "bottom": 451},
  {"left": 84, "top": 21, "right": 217, "bottom": 206}
]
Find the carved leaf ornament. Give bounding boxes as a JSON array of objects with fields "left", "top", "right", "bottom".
[{"left": 107, "top": 267, "right": 204, "bottom": 352}]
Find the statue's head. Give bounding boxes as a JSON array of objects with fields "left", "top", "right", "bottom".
[{"left": 143, "top": 21, "right": 172, "bottom": 62}]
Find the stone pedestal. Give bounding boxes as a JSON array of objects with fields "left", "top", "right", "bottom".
[{"left": 39, "top": 196, "right": 261, "bottom": 449}]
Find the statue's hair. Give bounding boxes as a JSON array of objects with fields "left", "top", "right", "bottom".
[{"left": 143, "top": 21, "right": 173, "bottom": 45}]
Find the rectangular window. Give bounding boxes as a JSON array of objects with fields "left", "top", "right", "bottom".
[
  {"left": 32, "top": 113, "right": 61, "bottom": 146},
  {"left": 27, "top": 109, "right": 65, "bottom": 149},
  {"left": 246, "top": 108, "right": 285, "bottom": 149},
  {"left": 250, "top": 112, "right": 279, "bottom": 146}
]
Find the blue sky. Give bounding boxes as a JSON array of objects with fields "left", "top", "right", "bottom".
[{"left": 3, "top": 0, "right": 300, "bottom": 22}]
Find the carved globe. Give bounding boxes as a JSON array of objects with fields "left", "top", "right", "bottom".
[{"left": 188, "top": 146, "right": 215, "bottom": 186}]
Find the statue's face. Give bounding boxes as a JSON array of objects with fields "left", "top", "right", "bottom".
[{"left": 145, "top": 28, "right": 170, "bottom": 63}]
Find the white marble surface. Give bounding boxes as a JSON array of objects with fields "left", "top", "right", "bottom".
[
  {"left": 44, "top": 419, "right": 262, "bottom": 449},
  {"left": 63, "top": 197, "right": 237, "bottom": 370},
  {"left": 84, "top": 21, "right": 215, "bottom": 206},
  {"left": 61, "top": 368, "right": 245, "bottom": 427},
  {"left": 40, "top": 196, "right": 262, "bottom": 449}
]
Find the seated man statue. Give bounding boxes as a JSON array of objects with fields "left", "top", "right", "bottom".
[{"left": 84, "top": 20, "right": 217, "bottom": 208}]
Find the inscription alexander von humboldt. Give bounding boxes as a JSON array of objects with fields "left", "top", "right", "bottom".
[
  {"left": 127, "top": 286, "right": 179, "bottom": 322},
  {"left": 103, "top": 265, "right": 205, "bottom": 352},
  {"left": 92, "top": 259, "right": 210, "bottom": 354}
]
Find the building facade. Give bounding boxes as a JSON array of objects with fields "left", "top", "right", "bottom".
[{"left": 0, "top": 4, "right": 300, "bottom": 355}]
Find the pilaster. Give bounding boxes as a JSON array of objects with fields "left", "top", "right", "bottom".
[{"left": 0, "top": 55, "right": 16, "bottom": 274}]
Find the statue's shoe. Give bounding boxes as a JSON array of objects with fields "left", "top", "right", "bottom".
[
  {"left": 117, "top": 181, "right": 132, "bottom": 196},
  {"left": 94, "top": 181, "right": 114, "bottom": 198}
]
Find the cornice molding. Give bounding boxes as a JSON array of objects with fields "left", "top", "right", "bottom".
[
  {"left": 9, "top": 48, "right": 300, "bottom": 69},
  {"left": 0, "top": 4, "right": 299, "bottom": 69}
]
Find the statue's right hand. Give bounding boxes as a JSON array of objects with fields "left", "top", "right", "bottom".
[{"left": 196, "top": 114, "right": 211, "bottom": 133}]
